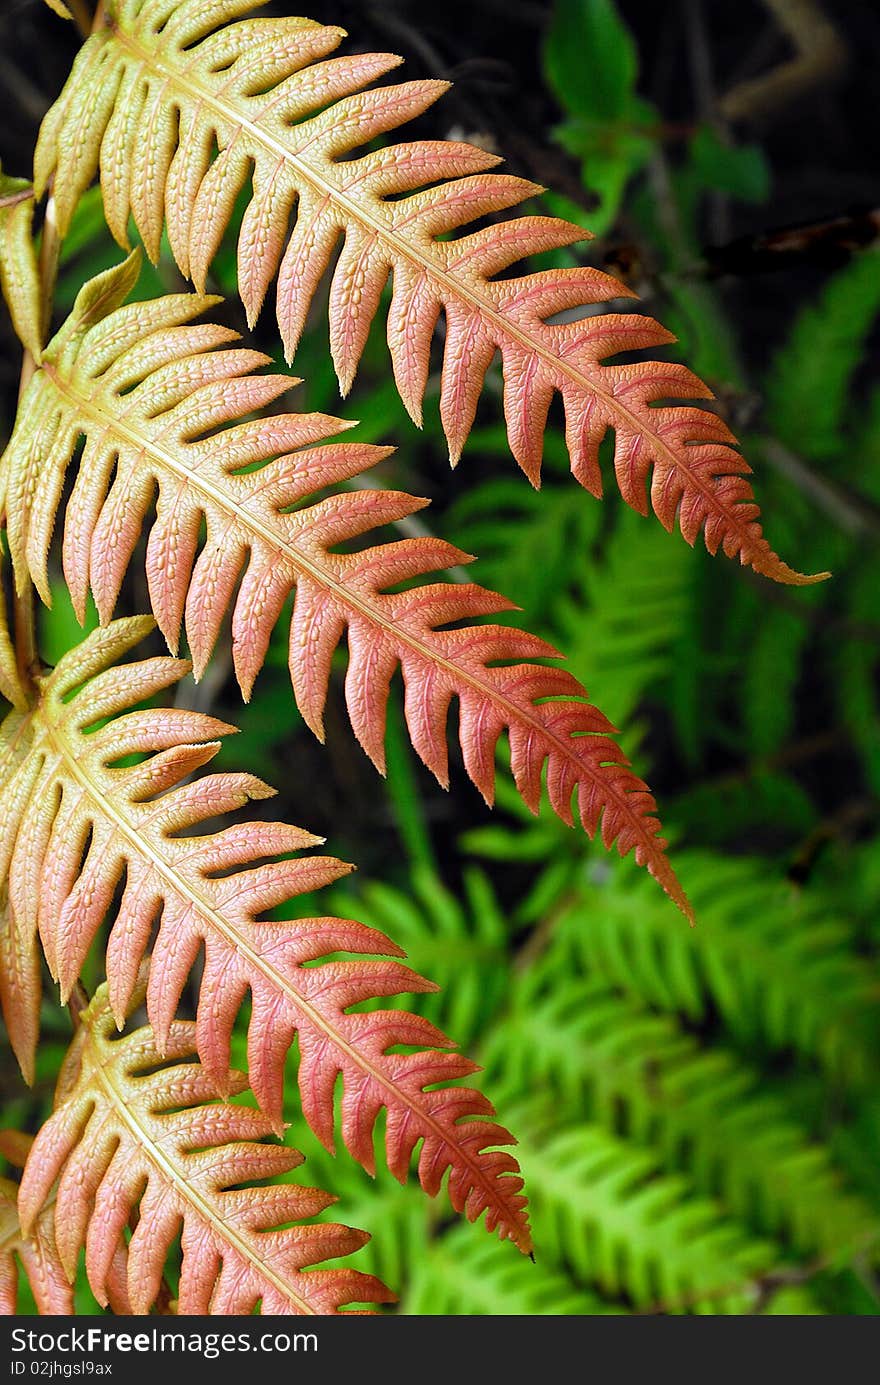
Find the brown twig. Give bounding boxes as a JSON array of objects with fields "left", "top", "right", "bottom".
[
  {"left": 720, "top": 0, "right": 848, "bottom": 125},
  {"left": 761, "top": 437, "right": 880, "bottom": 540},
  {"left": 65, "top": 0, "right": 92, "bottom": 39},
  {"left": 67, "top": 980, "right": 90, "bottom": 1029}
]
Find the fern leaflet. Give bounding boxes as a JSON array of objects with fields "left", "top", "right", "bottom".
[
  {"left": 516, "top": 1111, "right": 779, "bottom": 1313},
  {"left": 0, "top": 1176, "right": 72, "bottom": 1315},
  {"left": 534, "top": 851, "right": 880, "bottom": 1086},
  {"left": 403, "top": 1222, "right": 616, "bottom": 1316},
  {"left": 484, "top": 980, "right": 875, "bottom": 1257}
]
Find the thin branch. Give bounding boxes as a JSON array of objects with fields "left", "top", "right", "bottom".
[
  {"left": 11, "top": 583, "right": 37, "bottom": 696},
  {"left": 720, "top": 0, "right": 848, "bottom": 124},
  {"left": 761, "top": 437, "right": 880, "bottom": 539},
  {"left": 67, "top": 980, "right": 90, "bottom": 1029},
  {"left": 65, "top": 0, "right": 92, "bottom": 40}
]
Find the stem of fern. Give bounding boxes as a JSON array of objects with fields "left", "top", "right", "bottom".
[
  {"left": 67, "top": 980, "right": 90, "bottom": 1029},
  {"left": 65, "top": 0, "right": 93, "bottom": 39},
  {"left": 11, "top": 585, "right": 36, "bottom": 699}
]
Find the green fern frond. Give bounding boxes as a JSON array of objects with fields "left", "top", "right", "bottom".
[
  {"left": 483, "top": 980, "right": 876, "bottom": 1257},
  {"left": 535, "top": 851, "right": 880, "bottom": 1085},
  {"left": 743, "top": 605, "right": 809, "bottom": 757},
  {"left": 403, "top": 1222, "right": 617, "bottom": 1315},
  {"left": 552, "top": 504, "right": 696, "bottom": 731},
  {"left": 516, "top": 1111, "right": 780, "bottom": 1313},
  {"left": 833, "top": 554, "right": 880, "bottom": 797},
  {"left": 765, "top": 247, "right": 880, "bottom": 462}
]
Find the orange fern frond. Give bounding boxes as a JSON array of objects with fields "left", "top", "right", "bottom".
[
  {"left": 18, "top": 983, "right": 393, "bottom": 1314},
  {"left": 0, "top": 618, "right": 531, "bottom": 1251},
  {"left": 1, "top": 258, "right": 687, "bottom": 917},
  {"left": 33, "top": 0, "right": 822, "bottom": 583}
]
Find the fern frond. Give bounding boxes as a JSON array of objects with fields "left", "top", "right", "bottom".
[
  {"left": 742, "top": 605, "right": 807, "bottom": 757},
  {"left": 402, "top": 1222, "right": 616, "bottom": 1315},
  {"left": 0, "top": 1176, "right": 72, "bottom": 1314},
  {"left": 484, "top": 980, "right": 875, "bottom": 1257},
  {"left": 536, "top": 851, "right": 880, "bottom": 1086},
  {"left": 0, "top": 618, "right": 531, "bottom": 1251},
  {"left": 765, "top": 247, "right": 880, "bottom": 462},
  {"left": 517, "top": 1114, "right": 779, "bottom": 1313},
  {"left": 18, "top": 983, "right": 392, "bottom": 1314},
  {"left": 552, "top": 504, "right": 696, "bottom": 730},
  {"left": 1, "top": 260, "right": 688, "bottom": 917},
  {"left": 32, "top": 0, "right": 822, "bottom": 585}
]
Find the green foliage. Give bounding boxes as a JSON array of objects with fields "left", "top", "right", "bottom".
[
  {"left": 765, "top": 248, "right": 880, "bottom": 463},
  {"left": 483, "top": 980, "right": 874, "bottom": 1258},
  {"left": 403, "top": 1224, "right": 616, "bottom": 1315},
  {"left": 543, "top": 0, "right": 656, "bottom": 234},
  {"left": 688, "top": 127, "right": 770, "bottom": 204},
  {"left": 515, "top": 1116, "right": 777, "bottom": 1313}
]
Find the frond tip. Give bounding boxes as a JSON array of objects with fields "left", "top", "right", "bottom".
[
  {"left": 1, "top": 263, "right": 689, "bottom": 920},
  {"left": 0, "top": 618, "right": 531, "bottom": 1252},
  {"left": 18, "top": 983, "right": 394, "bottom": 1314},
  {"left": 33, "top": 0, "right": 823, "bottom": 583}
]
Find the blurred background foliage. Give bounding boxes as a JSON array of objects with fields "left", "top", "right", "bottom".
[{"left": 2, "top": 0, "right": 880, "bottom": 1314}]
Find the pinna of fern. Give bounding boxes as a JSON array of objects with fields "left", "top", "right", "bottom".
[
  {"left": 34, "top": 0, "right": 825, "bottom": 586},
  {"left": 0, "top": 1130, "right": 134, "bottom": 1315},
  {"left": 0, "top": 616, "right": 531, "bottom": 1254},
  {"left": 0, "top": 252, "right": 689, "bottom": 919},
  {"left": 0, "top": 1175, "right": 72, "bottom": 1315},
  {"left": 17, "top": 980, "right": 394, "bottom": 1315}
]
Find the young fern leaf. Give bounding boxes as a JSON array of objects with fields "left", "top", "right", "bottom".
[
  {"left": 0, "top": 1175, "right": 72, "bottom": 1315},
  {"left": 0, "top": 618, "right": 531, "bottom": 1252},
  {"left": 18, "top": 983, "right": 393, "bottom": 1314},
  {"left": 33, "top": 0, "right": 823, "bottom": 585},
  {"left": 0, "top": 258, "right": 688, "bottom": 918}
]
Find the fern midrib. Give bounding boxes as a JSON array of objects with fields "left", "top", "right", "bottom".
[
  {"left": 42, "top": 363, "right": 670, "bottom": 890},
  {"left": 83, "top": 1036, "right": 318, "bottom": 1314},
  {"left": 33, "top": 701, "right": 522, "bottom": 1239},
  {"left": 110, "top": 24, "right": 765, "bottom": 562}
]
